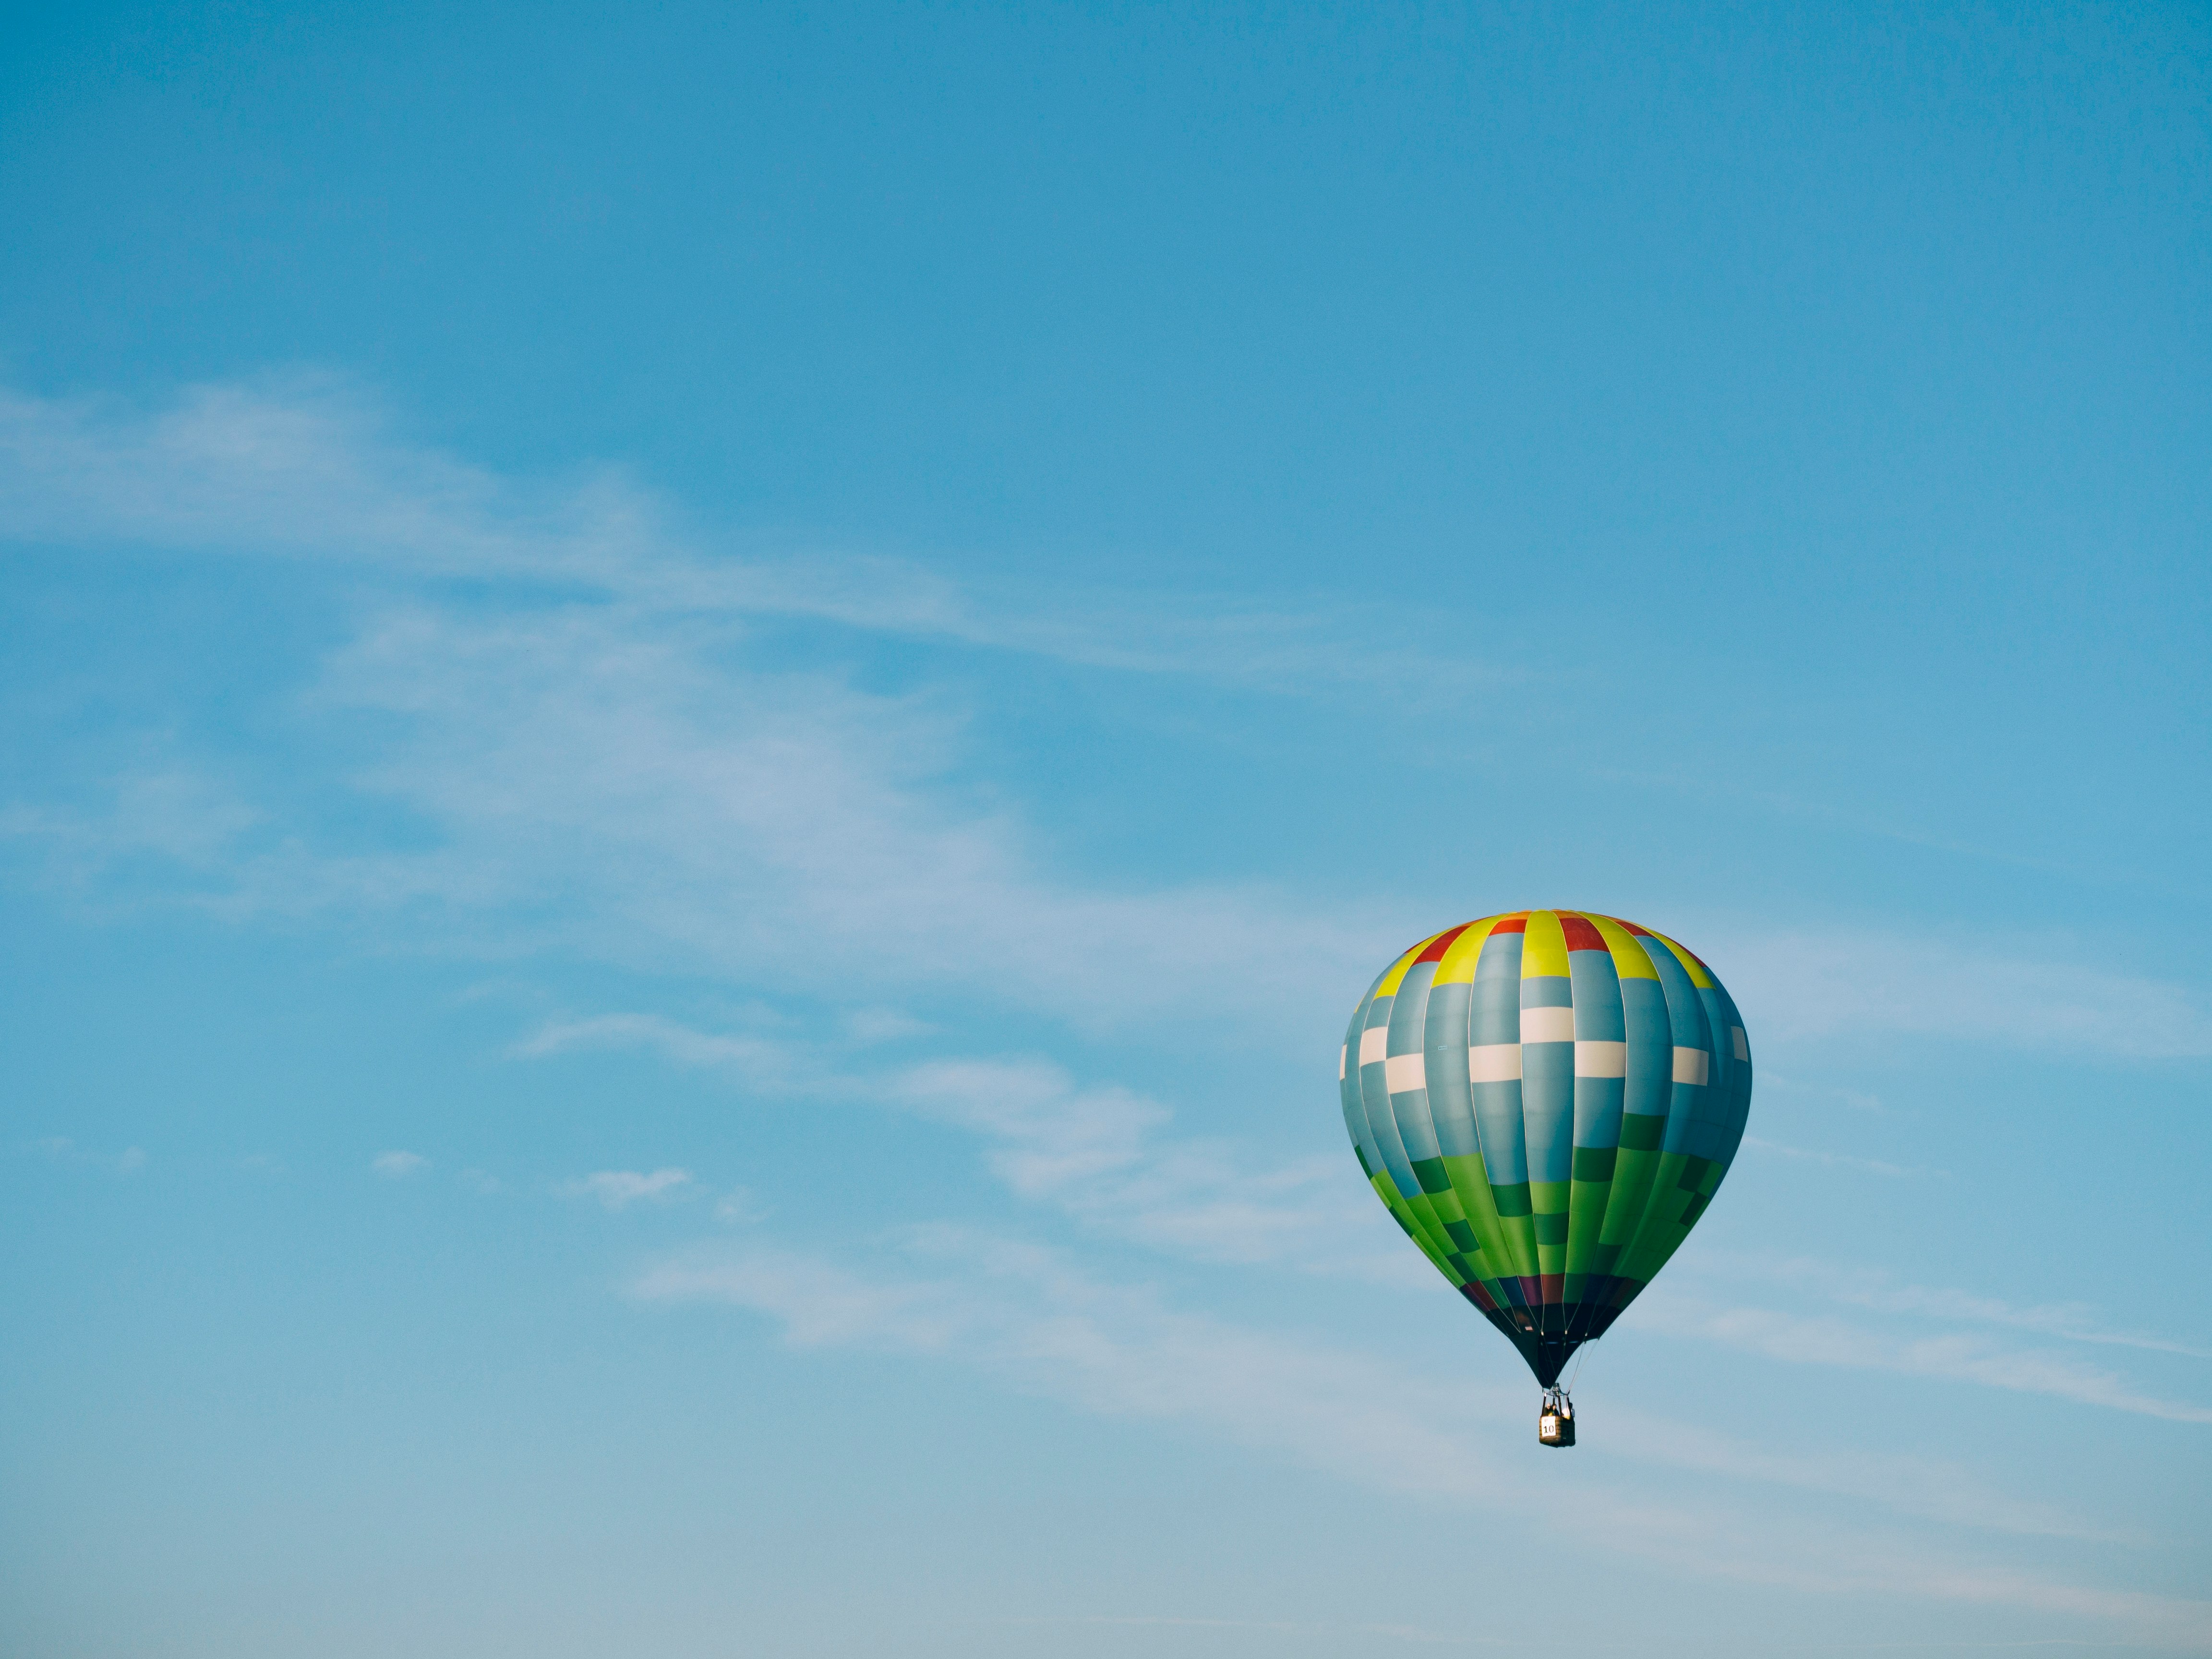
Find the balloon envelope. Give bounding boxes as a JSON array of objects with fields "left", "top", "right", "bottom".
[{"left": 1340, "top": 911, "right": 1752, "bottom": 1386}]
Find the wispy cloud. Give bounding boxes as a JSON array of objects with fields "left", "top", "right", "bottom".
[
  {"left": 886, "top": 1057, "right": 1166, "bottom": 1199},
  {"left": 3, "top": 378, "right": 1402, "bottom": 1032},
  {"left": 571, "top": 1018, "right": 2212, "bottom": 1423},
  {"left": 8, "top": 594, "right": 1389, "bottom": 1034},
  {"left": 1588, "top": 1406, "right": 2105, "bottom": 1539},
  {"left": 636, "top": 1227, "right": 1507, "bottom": 1497},
  {"left": 636, "top": 1230, "right": 2212, "bottom": 1640},
  {"left": 1831, "top": 1281, "right": 2212, "bottom": 1360},
  {"left": 516, "top": 1013, "right": 799, "bottom": 1074},
  {"left": 1758, "top": 1070, "right": 1891, "bottom": 1115},
  {"left": 842, "top": 1007, "right": 935, "bottom": 1045},
  {"left": 1689, "top": 1255, "right": 2212, "bottom": 1362},
  {"left": 0, "top": 379, "right": 1491, "bottom": 697},
  {"left": 526, "top": 1005, "right": 2210, "bottom": 1435},
  {"left": 1707, "top": 925, "right": 2212, "bottom": 1060},
  {"left": 0, "top": 379, "right": 646, "bottom": 582},
  {"left": 372, "top": 1149, "right": 428, "bottom": 1177},
  {"left": 8, "top": 380, "right": 2212, "bottom": 1062},
  {"left": 885, "top": 1055, "right": 1394, "bottom": 1271},
  {"left": 713, "top": 1186, "right": 767, "bottom": 1224},
  {"left": 1596, "top": 768, "right": 2071, "bottom": 879},
  {"left": 1739, "top": 1133, "right": 1937, "bottom": 1179},
  {"left": 30, "top": 1136, "right": 150, "bottom": 1174},
  {"left": 1634, "top": 1288, "right": 2212, "bottom": 1424},
  {"left": 514, "top": 1015, "right": 1392, "bottom": 1275},
  {"left": 560, "top": 1167, "right": 696, "bottom": 1210}
]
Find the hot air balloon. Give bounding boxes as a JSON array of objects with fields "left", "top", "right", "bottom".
[{"left": 1340, "top": 910, "right": 1752, "bottom": 1446}]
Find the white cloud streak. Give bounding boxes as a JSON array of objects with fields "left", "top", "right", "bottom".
[
  {"left": 884, "top": 1054, "right": 1403, "bottom": 1273},
  {"left": 1633, "top": 1288, "right": 2212, "bottom": 1424},
  {"left": 514, "top": 1014, "right": 1399, "bottom": 1277},
  {"left": 1586, "top": 1406, "right": 2104, "bottom": 1539},
  {"left": 518, "top": 1009, "right": 2212, "bottom": 1417},
  {"left": 560, "top": 1168, "right": 696, "bottom": 1210},
  {"left": 30, "top": 1136, "right": 150, "bottom": 1174},
  {"left": 637, "top": 1228, "right": 1506, "bottom": 1495},
  {"left": 520, "top": 993, "right": 2212, "bottom": 1529},
  {"left": 371, "top": 1149, "right": 428, "bottom": 1177},
  {"left": 636, "top": 1230, "right": 2212, "bottom": 1643},
  {"left": 7, "top": 591, "right": 1385, "bottom": 1034},
  {"left": 1685, "top": 1255, "right": 2212, "bottom": 1362},
  {"left": 0, "top": 379, "right": 1490, "bottom": 695},
  {"left": 311, "top": 600, "right": 1385, "bottom": 1028},
  {"left": 5, "top": 380, "right": 2211, "bottom": 1059},
  {"left": 1710, "top": 926, "right": 2212, "bottom": 1059},
  {"left": 1739, "top": 1133, "right": 1936, "bottom": 1179},
  {"left": 1831, "top": 1280, "right": 2212, "bottom": 1360},
  {"left": 517, "top": 1013, "right": 797, "bottom": 1074}
]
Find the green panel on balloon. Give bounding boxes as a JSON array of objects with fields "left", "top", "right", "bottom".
[{"left": 1338, "top": 910, "right": 1752, "bottom": 1391}]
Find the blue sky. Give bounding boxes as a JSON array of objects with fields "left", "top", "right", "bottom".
[{"left": 2, "top": 3, "right": 2209, "bottom": 1654}]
